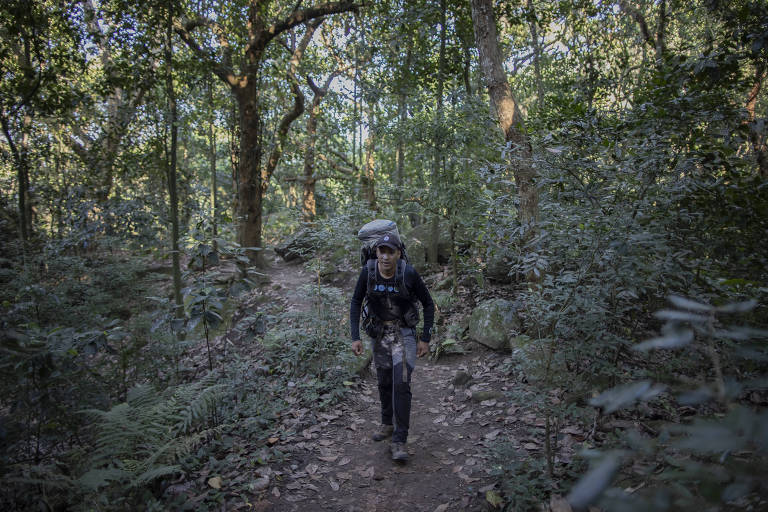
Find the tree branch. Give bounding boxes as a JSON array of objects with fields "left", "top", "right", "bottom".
[
  {"left": 618, "top": 0, "right": 654, "bottom": 50},
  {"left": 174, "top": 16, "right": 240, "bottom": 88},
  {"left": 262, "top": 19, "right": 324, "bottom": 189},
  {"left": 250, "top": 1, "right": 360, "bottom": 51}
]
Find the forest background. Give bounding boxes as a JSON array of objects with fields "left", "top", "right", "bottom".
[{"left": 1, "top": 0, "right": 767, "bottom": 510}]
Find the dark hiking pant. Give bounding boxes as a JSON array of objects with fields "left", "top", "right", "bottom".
[{"left": 371, "top": 323, "right": 417, "bottom": 443}]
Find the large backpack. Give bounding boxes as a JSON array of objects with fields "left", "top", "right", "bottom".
[
  {"left": 357, "top": 219, "right": 409, "bottom": 266},
  {"left": 357, "top": 220, "right": 418, "bottom": 338}
]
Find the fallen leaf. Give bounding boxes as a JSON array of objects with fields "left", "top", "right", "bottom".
[
  {"left": 329, "top": 478, "right": 340, "bottom": 491},
  {"left": 479, "top": 484, "right": 496, "bottom": 493},
  {"left": 480, "top": 399, "right": 497, "bottom": 407},
  {"left": 272, "top": 487, "right": 280, "bottom": 497},
  {"left": 486, "top": 489, "right": 504, "bottom": 508},
  {"left": 304, "top": 483, "right": 319, "bottom": 492},
  {"left": 251, "top": 476, "right": 270, "bottom": 492},
  {"left": 286, "top": 482, "right": 302, "bottom": 490},
  {"left": 550, "top": 495, "right": 573, "bottom": 512},
  {"left": 207, "top": 476, "right": 223, "bottom": 489},
  {"left": 336, "top": 472, "right": 352, "bottom": 480},
  {"left": 306, "top": 464, "right": 319, "bottom": 475},
  {"left": 317, "top": 455, "right": 338, "bottom": 463},
  {"left": 338, "top": 456, "right": 351, "bottom": 466},
  {"left": 484, "top": 429, "right": 501, "bottom": 441},
  {"left": 524, "top": 442, "right": 539, "bottom": 450},
  {"left": 359, "top": 466, "right": 375, "bottom": 478},
  {"left": 434, "top": 504, "right": 450, "bottom": 512},
  {"left": 433, "top": 415, "right": 447, "bottom": 424},
  {"left": 267, "top": 437, "right": 279, "bottom": 446}
]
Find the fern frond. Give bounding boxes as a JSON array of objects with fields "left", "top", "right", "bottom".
[
  {"left": 129, "top": 465, "right": 181, "bottom": 488},
  {"left": 77, "top": 468, "right": 129, "bottom": 491}
]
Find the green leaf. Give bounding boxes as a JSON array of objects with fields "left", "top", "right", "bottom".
[
  {"left": 716, "top": 300, "right": 758, "bottom": 313},
  {"left": 567, "top": 453, "right": 621, "bottom": 510},
  {"left": 668, "top": 295, "right": 713, "bottom": 312},
  {"left": 589, "top": 381, "right": 664, "bottom": 414},
  {"left": 485, "top": 490, "right": 504, "bottom": 508},
  {"left": 654, "top": 310, "right": 710, "bottom": 323},
  {"left": 633, "top": 329, "right": 694, "bottom": 351}
]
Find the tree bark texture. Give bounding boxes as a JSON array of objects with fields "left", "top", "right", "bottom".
[{"left": 471, "top": 0, "right": 538, "bottom": 232}]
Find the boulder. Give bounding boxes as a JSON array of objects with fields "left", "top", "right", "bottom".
[
  {"left": 485, "top": 249, "right": 514, "bottom": 283},
  {"left": 406, "top": 221, "right": 452, "bottom": 266},
  {"left": 275, "top": 228, "right": 316, "bottom": 262},
  {"left": 467, "top": 298, "right": 521, "bottom": 351}
]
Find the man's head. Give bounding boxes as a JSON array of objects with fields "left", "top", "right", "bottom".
[{"left": 375, "top": 234, "right": 401, "bottom": 274}]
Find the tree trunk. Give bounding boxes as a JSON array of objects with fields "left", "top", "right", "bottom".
[
  {"left": 208, "top": 78, "right": 218, "bottom": 251},
  {"left": 302, "top": 103, "right": 318, "bottom": 222},
  {"left": 1, "top": 112, "right": 33, "bottom": 243},
  {"left": 363, "top": 105, "right": 377, "bottom": 211},
  {"left": 746, "top": 63, "right": 767, "bottom": 178},
  {"left": 395, "top": 45, "right": 412, "bottom": 201},
  {"left": 166, "top": 1, "right": 183, "bottom": 320},
  {"left": 302, "top": 80, "right": 327, "bottom": 223},
  {"left": 429, "top": 0, "right": 447, "bottom": 268},
  {"left": 236, "top": 85, "right": 265, "bottom": 260},
  {"left": 228, "top": 103, "right": 240, "bottom": 225},
  {"left": 471, "top": 0, "right": 539, "bottom": 260},
  {"left": 527, "top": 0, "right": 544, "bottom": 111},
  {"left": 176, "top": 2, "right": 357, "bottom": 262}
]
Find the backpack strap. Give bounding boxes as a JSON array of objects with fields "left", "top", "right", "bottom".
[
  {"left": 395, "top": 259, "right": 410, "bottom": 300},
  {"left": 366, "top": 258, "right": 377, "bottom": 297}
]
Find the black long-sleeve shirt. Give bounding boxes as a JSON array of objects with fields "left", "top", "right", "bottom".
[{"left": 349, "top": 261, "right": 435, "bottom": 343}]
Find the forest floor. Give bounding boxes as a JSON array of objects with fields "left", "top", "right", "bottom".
[{"left": 234, "top": 255, "right": 541, "bottom": 512}]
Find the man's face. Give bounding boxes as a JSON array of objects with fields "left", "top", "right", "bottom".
[{"left": 376, "top": 245, "right": 400, "bottom": 273}]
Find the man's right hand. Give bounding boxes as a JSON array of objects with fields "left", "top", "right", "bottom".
[{"left": 351, "top": 340, "right": 363, "bottom": 356}]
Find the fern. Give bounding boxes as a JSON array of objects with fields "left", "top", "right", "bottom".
[{"left": 73, "top": 376, "right": 226, "bottom": 507}]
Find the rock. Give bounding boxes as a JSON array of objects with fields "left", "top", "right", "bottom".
[
  {"left": 406, "top": 222, "right": 452, "bottom": 266},
  {"left": 471, "top": 390, "right": 504, "bottom": 402},
  {"left": 467, "top": 299, "right": 521, "bottom": 351},
  {"left": 404, "top": 237, "right": 428, "bottom": 273},
  {"left": 275, "top": 228, "right": 316, "bottom": 262},
  {"left": 485, "top": 249, "right": 514, "bottom": 283},
  {"left": 452, "top": 371, "right": 473, "bottom": 387}
]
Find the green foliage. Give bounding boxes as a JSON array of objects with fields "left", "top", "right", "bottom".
[
  {"left": 490, "top": 442, "right": 562, "bottom": 511},
  {"left": 565, "top": 298, "right": 768, "bottom": 510},
  {"left": 260, "top": 282, "right": 357, "bottom": 404}
]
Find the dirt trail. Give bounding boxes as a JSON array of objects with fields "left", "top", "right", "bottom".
[{"left": 258, "top": 256, "right": 524, "bottom": 512}]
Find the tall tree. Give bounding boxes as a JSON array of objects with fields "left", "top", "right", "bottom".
[
  {"left": 165, "top": 0, "right": 183, "bottom": 320},
  {"left": 175, "top": 1, "right": 359, "bottom": 262},
  {"left": 65, "top": 0, "right": 155, "bottom": 204},
  {"left": 0, "top": 0, "right": 82, "bottom": 244},
  {"left": 471, "top": 0, "right": 538, "bottom": 266}
]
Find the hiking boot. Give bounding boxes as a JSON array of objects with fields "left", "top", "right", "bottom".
[
  {"left": 371, "top": 424, "right": 394, "bottom": 442},
  {"left": 390, "top": 441, "right": 408, "bottom": 462}
]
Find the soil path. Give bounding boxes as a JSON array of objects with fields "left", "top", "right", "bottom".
[{"left": 260, "top": 257, "right": 523, "bottom": 512}]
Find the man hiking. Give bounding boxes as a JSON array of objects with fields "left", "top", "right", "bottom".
[{"left": 350, "top": 232, "right": 435, "bottom": 462}]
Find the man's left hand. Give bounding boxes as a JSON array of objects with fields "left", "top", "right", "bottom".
[{"left": 417, "top": 341, "right": 430, "bottom": 358}]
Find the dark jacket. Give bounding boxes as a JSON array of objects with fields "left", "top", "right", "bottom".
[{"left": 349, "top": 260, "right": 435, "bottom": 343}]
